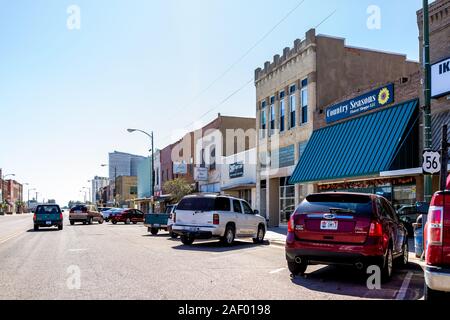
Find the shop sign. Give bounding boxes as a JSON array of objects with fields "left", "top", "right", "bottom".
[
  {"left": 194, "top": 167, "right": 208, "bottom": 182},
  {"left": 229, "top": 162, "right": 244, "bottom": 179},
  {"left": 326, "top": 83, "right": 394, "bottom": 124},
  {"left": 432, "top": 56, "right": 450, "bottom": 98},
  {"left": 173, "top": 162, "right": 187, "bottom": 175}
]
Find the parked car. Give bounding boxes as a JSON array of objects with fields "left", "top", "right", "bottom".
[
  {"left": 172, "top": 194, "right": 266, "bottom": 246},
  {"left": 33, "top": 204, "right": 63, "bottom": 231},
  {"left": 69, "top": 204, "right": 104, "bottom": 225},
  {"left": 167, "top": 204, "right": 178, "bottom": 238},
  {"left": 424, "top": 190, "right": 450, "bottom": 300},
  {"left": 111, "top": 209, "right": 144, "bottom": 225},
  {"left": 285, "top": 192, "right": 409, "bottom": 282},
  {"left": 397, "top": 205, "right": 420, "bottom": 237},
  {"left": 102, "top": 208, "right": 121, "bottom": 222}
]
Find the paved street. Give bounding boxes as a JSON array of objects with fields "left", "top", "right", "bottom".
[{"left": 0, "top": 213, "right": 424, "bottom": 300}]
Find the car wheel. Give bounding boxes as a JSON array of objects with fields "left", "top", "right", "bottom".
[
  {"left": 34, "top": 225, "right": 39, "bottom": 231},
  {"left": 125, "top": 218, "right": 131, "bottom": 225},
  {"left": 58, "top": 224, "right": 63, "bottom": 231},
  {"left": 253, "top": 225, "right": 265, "bottom": 244},
  {"left": 83, "top": 221, "right": 87, "bottom": 225},
  {"left": 105, "top": 218, "right": 109, "bottom": 223},
  {"left": 221, "top": 225, "right": 235, "bottom": 246},
  {"left": 170, "top": 232, "right": 179, "bottom": 239},
  {"left": 380, "top": 246, "right": 394, "bottom": 282},
  {"left": 133, "top": 222, "right": 137, "bottom": 225},
  {"left": 88, "top": 217, "right": 93, "bottom": 225},
  {"left": 150, "top": 228, "right": 159, "bottom": 235},
  {"left": 70, "top": 221, "right": 75, "bottom": 226},
  {"left": 112, "top": 221, "right": 117, "bottom": 225},
  {"left": 287, "top": 261, "right": 307, "bottom": 276},
  {"left": 181, "top": 235, "right": 194, "bottom": 245},
  {"left": 397, "top": 242, "right": 409, "bottom": 268},
  {"left": 99, "top": 218, "right": 104, "bottom": 224}
]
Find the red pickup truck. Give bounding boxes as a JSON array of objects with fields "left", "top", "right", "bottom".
[{"left": 424, "top": 186, "right": 450, "bottom": 300}]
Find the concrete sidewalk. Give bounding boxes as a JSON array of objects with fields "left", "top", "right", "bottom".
[{"left": 266, "top": 226, "right": 287, "bottom": 247}]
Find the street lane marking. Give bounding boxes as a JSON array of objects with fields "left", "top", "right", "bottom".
[
  {"left": 269, "top": 268, "right": 286, "bottom": 274},
  {"left": 68, "top": 249, "right": 88, "bottom": 252},
  {"left": 0, "top": 231, "right": 25, "bottom": 245},
  {"left": 396, "top": 272, "right": 413, "bottom": 300}
]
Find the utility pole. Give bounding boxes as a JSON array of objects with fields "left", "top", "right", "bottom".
[
  {"left": 440, "top": 125, "right": 449, "bottom": 191},
  {"left": 423, "top": 0, "right": 433, "bottom": 203}
]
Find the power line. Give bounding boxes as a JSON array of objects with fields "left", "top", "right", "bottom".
[{"left": 157, "top": 8, "right": 338, "bottom": 147}]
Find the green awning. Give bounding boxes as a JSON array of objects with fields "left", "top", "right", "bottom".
[{"left": 289, "top": 99, "right": 419, "bottom": 184}]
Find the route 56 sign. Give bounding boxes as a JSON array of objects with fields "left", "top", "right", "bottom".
[{"left": 423, "top": 150, "right": 441, "bottom": 174}]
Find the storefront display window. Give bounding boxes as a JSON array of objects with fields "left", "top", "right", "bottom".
[{"left": 280, "top": 177, "right": 295, "bottom": 225}]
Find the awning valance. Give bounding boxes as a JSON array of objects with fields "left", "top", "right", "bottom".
[{"left": 289, "top": 99, "right": 419, "bottom": 184}]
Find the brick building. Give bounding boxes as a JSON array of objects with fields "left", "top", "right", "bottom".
[{"left": 255, "top": 28, "right": 420, "bottom": 227}]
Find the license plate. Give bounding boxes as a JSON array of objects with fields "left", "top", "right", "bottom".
[
  {"left": 320, "top": 220, "right": 338, "bottom": 230},
  {"left": 153, "top": 224, "right": 160, "bottom": 227},
  {"left": 75, "top": 211, "right": 81, "bottom": 214},
  {"left": 46, "top": 221, "right": 52, "bottom": 225},
  {"left": 189, "top": 227, "right": 198, "bottom": 232}
]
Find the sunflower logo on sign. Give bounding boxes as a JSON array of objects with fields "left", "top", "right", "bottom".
[{"left": 378, "top": 87, "right": 390, "bottom": 105}]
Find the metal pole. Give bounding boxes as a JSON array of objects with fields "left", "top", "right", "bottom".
[
  {"left": 423, "top": 0, "right": 433, "bottom": 203},
  {"left": 440, "top": 125, "right": 448, "bottom": 191}
]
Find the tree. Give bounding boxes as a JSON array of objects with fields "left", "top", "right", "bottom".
[{"left": 163, "top": 178, "right": 194, "bottom": 203}]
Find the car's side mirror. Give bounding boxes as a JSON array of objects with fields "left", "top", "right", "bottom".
[{"left": 254, "top": 210, "right": 259, "bottom": 215}]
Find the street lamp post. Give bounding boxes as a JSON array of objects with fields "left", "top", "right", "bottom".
[
  {"left": 127, "top": 129, "right": 155, "bottom": 198},
  {"left": 83, "top": 187, "right": 91, "bottom": 204}
]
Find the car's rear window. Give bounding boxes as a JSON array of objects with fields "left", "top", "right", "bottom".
[
  {"left": 36, "top": 206, "right": 61, "bottom": 215},
  {"left": 298, "top": 194, "right": 373, "bottom": 216},
  {"left": 177, "top": 197, "right": 230, "bottom": 212},
  {"left": 72, "top": 205, "right": 86, "bottom": 211}
]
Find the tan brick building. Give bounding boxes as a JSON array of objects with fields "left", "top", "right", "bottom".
[
  {"left": 115, "top": 176, "right": 137, "bottom": 207},
  {"left": 255, "top": 28, "right": 419, "bottom": 227}
]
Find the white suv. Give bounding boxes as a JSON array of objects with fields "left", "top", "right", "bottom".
[{"left": 172, "top": 194, "right": 267, "bottom": 246}]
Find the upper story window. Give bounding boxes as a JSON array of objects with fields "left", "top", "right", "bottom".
[
  {"left": 269, "top": 96, "right": 275, "bottom": 135},
  {"left": 279, "top": 91, "right": 285, "bottom": 133},
  {"left": 301, "top": 78, "right": 308, "bottom": 124},
  {"left": 260, "top": 100, "right": 267, "bottom": 139},
  {"left": 289, "top": 85, "right": 296, "bottom": 129}
]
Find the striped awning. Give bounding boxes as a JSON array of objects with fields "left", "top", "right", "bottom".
[{"left": 289, "top": 99, "right": 419, "bottom": 184}]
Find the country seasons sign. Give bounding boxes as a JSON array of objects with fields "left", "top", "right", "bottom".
[
  {"left": 326, "top": 83, "right": 394, "bottom": 124},
  {"left": 432, "top": 56, "right": 450, "bottom": 98}
]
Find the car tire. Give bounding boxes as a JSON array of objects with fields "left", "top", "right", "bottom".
[
  {"left": 170, "top": 232, "right": 179, "bottom": 239},
  {"left": 150, "top": 228, "right": 159, "bottom": 235},
  {"left": 99, "top": 219, "right": 104, "bottom": 224},
  {"left": 88, "top": 217, "right": 93, "bottom": 225},
  {"left": 125, "top": 218, "right": 131, "bottom": 225},
  {"left": 181, "top": 235, "right": 194, "bottom": 245},
  {"left": 34, "top": 225, "right": 39, "bottom": 231},
  {"left": 221, "top": 224, "right": 235, "bottom": 246},
  {"left": 287, "top": 261, "right": 307, "bottom": 276},
  {"left": 70, "top": 221, "right": 75, "bottom": 226},
  {"left": 58, "top": 224, "right": 63, "bottom": 231},
  {"left": 105, "top": 218, "right": 109, "bottom": 223},
  {"left": 133, "top": 222, "right": 137, "bottom": 225},
  {"left": 253, "top": 225, "right": 265, "bottom": 244},
  {"left": 380, "top": 246, "right": 394, "bottom": 283},
  {"left": 397, "top": 242, "right": 409, "bottom": 268},
  {"left": 112, "top": 221, "right": 117, "bottom": 225}
]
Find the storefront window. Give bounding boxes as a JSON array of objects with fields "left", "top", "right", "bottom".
[{"left": 280, "top": 177, "right": 295, "bottom": 225}]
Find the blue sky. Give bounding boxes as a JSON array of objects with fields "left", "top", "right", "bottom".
[{"left": 0, "top": 0, "right": 426, "bottom": 205}]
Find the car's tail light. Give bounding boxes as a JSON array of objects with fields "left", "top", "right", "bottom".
[
  {"left": 173, "top": 212, "right": 176, "bottom": 223},
  {"left": 70, "top": 209, "right": 74, "bottom": 213},
  {"left": 288, "top": 214, "right": 295, "bottom": 233},
  {"left": 82, "top": 208, "right": 87, "bottom": 213},
  {"left": 427, "top": 206, "right": 443, "bottom": 246},
  {"left": 213, "top": 213, "right": 219, "bottom": 225},
  {"left": 33, "top": 213, "right": 36, "bottom": 221},
  {"left": 60, "top": 213, "right": 63, "bottom": 220},
  {"left": 169, "top": 213, "right": 173, "bottom": 220},
  {"left": 369, "top": 221, "right": 383, "bottom": 237}
]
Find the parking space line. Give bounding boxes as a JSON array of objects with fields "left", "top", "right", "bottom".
[
  {"left": 396, "top": 272, "right": 413, "bottom": 300},
  {"left": 269, "top": 268, "right": 286, "bottom": 274}
]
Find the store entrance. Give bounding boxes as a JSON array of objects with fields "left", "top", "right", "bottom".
[{"left": 279, "top": 177, "right": 295, "bottom": 225}]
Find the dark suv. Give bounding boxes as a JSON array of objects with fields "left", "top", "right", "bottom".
[
  {"left": 286, "top": 192, "right": 408, "bottom": 282},
  {"left": 33, "top": 205, "right": 63, "bottom": 231}
]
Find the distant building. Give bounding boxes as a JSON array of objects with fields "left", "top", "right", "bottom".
[
  {"left": 108, "top": 151, "right": 146, "bottom": 180},
  {"left": 91, "top": 176, "right": 109, "bottom": 204},
  {"left": 115, "top": 176, "right": 138, "bottom": 207}
]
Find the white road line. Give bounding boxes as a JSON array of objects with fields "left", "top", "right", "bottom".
[
  {"left": 396, "top": 272, "right": 414, "bottom": 300},
  {"left": 0, "top": 231, "right": 25, "bottom": 245},
  {"left": 68, "top": 249, "right": 88, "bottom": 252},
  {"left": 269, "top": 268, "right": 286, "bottom": 274}
]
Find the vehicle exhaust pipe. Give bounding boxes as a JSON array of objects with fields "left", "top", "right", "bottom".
[
  {"left": 355, "top": 262, "right": 364, "bottom": 270},
  {"left": 295, "top": 257, "right": 302, "bottom": 264}
]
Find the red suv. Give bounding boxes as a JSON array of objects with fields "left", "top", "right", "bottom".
[
  {"left": 286, "top": 193, "right": 408, "bottom": 282},
  {"left": 424, "top": 190, "right": 450, "bottom": 300}
]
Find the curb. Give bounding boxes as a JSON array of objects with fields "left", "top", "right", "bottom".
[{"left": 268, "top": 239, "right": 285, "bottom": 247}]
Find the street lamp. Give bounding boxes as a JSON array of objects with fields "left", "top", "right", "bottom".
[
  {"left": 127, "top": 129, "right": 155, "bottom": 199},
  {"left": 83, "top": 186, "right": 91, "bottom": 203}
]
